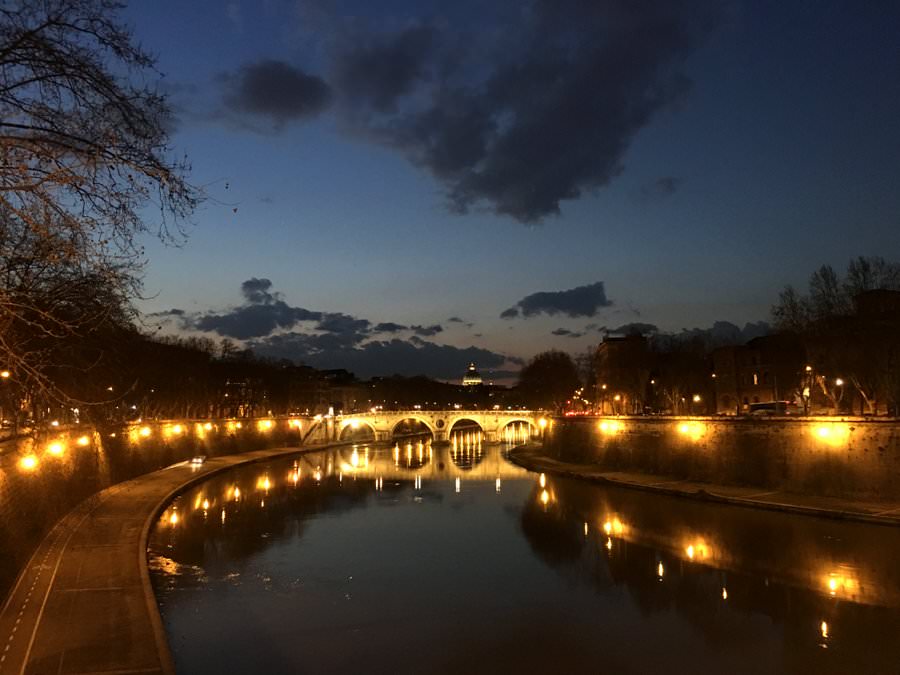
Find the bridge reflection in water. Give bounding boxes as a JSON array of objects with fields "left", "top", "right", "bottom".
[{"left": 151, "top": 443, "right": 900, "bottom": 675}]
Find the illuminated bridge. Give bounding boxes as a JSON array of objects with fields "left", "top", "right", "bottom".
[{"left": 325, "top": 409, "right": 547, "bottom": 444}]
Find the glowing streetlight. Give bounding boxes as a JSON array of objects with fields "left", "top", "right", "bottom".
[
  {"left": 0, "top": 370, "right": 10, "bottom": 379},
  {"left": 19, "top": 454, "right": 39, "bottom": 472}
]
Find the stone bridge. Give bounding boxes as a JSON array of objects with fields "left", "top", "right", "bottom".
[{"left": 319, "top": 409, "right": 547, "bottom": 444}]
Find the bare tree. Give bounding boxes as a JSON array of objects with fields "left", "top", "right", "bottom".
[
  {"left": 0, "top": 0, "right": 196, "bottom": 412},
  {"left": 771, "top": 257, "right": 900, "bottom": 415}
]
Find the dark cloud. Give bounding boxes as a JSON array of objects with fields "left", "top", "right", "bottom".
[
  {"left": 447, "top": 316, "right": 475, "bottom": 328},
  {"left": 503, "top": 282, "right": 612, "bottom": 319},
  {"left": 552, "top": 328, "right": 584, "bottom": 338},
  {"left": 148, "top": 308, "right": 185, "bottom": 317},
  {"left": 332, "top": 25, "right": 436, "bottom": 113},
  {"left": 641, "top": 176, "right": 683, "bottom": 200},
  {"left": 241, "top": 277, "right": 276, "bottom": 304},
  {"left": 250, "top": 334, "right": 518, "bottom": 380},
  {"left": 220, "top": 59, "right": 331, "bottom": 129},
  {"left": 669, "top": 321, "right": 770, "bottom": 347},
  {"left": 316, "top": 312, "right": 371, "bottom": 335},
  {"left": 186, "top": 277, "right": 321, "bottom": 339},
  {"left": 609, "top": 322, "right": 659, "bottom": 336},
  {"left": 333, "top": 1, "right": 717, "bottom": 222},
  {"left": 373, "top": 322, "right": 407, "bottom": 333},
  {"left": 411, "top": 324, "right": 443, "bottom": 336},
  {"left": 193, "top": 302, "right": 320, "bottom": 339}
]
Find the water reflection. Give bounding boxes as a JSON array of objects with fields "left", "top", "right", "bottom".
[{"left": 151, "top": 446, "right": 900, "bottom": 675}]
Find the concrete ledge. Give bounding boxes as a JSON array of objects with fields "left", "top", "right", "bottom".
[
  {"left": 0, "top": 441, "right": 355, "bottom": 675},
  {"left": 511, "top": 444, "right": 900, "bottom": 527}
]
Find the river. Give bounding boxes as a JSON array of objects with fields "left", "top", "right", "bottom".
[{"left": 149, "top": 441, "right": 900, "bottom": 674}]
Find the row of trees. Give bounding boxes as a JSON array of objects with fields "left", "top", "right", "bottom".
[
  {"left": 772, "top": 257, "right": 900, "bottom": 415},
  {"left": 517, "top": 256, "right": 900, "bottom": 416},
  {"left": 0, "top": 0, "right": 196, "bottom": 425}
]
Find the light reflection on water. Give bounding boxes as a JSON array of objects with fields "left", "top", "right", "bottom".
[{"left": 150, "top": 444, "right": 900, "bottom": 675}]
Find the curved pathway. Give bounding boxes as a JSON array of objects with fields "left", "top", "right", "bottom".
[{"left": 0, "top": 445, "right": 331, "bottom": 675}]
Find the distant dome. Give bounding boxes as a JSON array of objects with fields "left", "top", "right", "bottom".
[{"left": 462, "top": 362, "right": 482, "bottom": 386}]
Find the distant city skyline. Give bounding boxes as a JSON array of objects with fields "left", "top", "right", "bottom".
[{"left": 127, "top": 0, "right": 900, "bottom": 378}]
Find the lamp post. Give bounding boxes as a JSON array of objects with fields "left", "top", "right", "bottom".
[
  {"left": 802, "top": 365, "right": 813, "bottom": 415},
  {"left": 835, "top": 378, "right": 845, "bottom": 412},
  {"left": 692, "top": 393, "right": 702, "bottom": 415},
  {"left": 0, "top": 370, "right": 8, "bottom": 434}
]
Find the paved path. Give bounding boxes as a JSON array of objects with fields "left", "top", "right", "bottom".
[
  {"left": 511, "top": 445, "right": 900, "bottom": 527},
  {"left": 0, "top": 445, "right": 327, "bottom": 675}
]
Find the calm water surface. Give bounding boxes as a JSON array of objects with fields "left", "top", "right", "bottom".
[{"left": 149, "top": 443, "right": 900, "bottom": 674}]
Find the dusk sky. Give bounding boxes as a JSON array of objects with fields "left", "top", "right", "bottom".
[{"left": 126, "top": 0, "right": 900, "bottom": 380}]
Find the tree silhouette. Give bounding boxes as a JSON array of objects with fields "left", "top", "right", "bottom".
[
  {"left": 518, "top": 350, "right": 581, "bottom": 411},
  {"left": 0, "top": 0, "right": 197, "bottom": 412}
]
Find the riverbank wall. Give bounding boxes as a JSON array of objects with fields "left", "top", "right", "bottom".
[
  {"left": 543, "top": 416, "right": 900, "bottom": 501},
  {"left": 0, "top": 416, "right": 333, "bottom": 600}
]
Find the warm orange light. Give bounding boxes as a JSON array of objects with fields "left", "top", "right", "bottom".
[
  {"left": 139, "top": 426, "right": 151, "bottom": 438},
  {"left": 47, "top": 441, "right": 65, "bottom": 456},
  {"left": 19, "top": 454, "right": 39, "bottom": 472},
  {"left": 0, "top": 370, "right": 10, "bottom": 378},
  {"left": 684, "top": 540, "right": 711, "bottom": 561},
  {"left": 677, "top": 421, "right": 706, "bottom": 441},
  {"left": 813, "top": 423, "right": 851, "bottom": 446},
  {"left": 539, "top": 473, "right": 546, "bottom": 488},
  {"left": 824, "top": 570, "right": 857, "bottom": 598},
  {"left": 257, "top": 419, "right": 274, "bottom": 431},
  {"left": 169, "top": 511, "right": 179, "bottom": 525},
  {"left": 204, "top": 422, "right": 213, "bottom": 431},
  {"left": 539, "top": 489, "right": 550, "bottom": 505},
  {"left": 76, "top": 435, "right": 90, "bottom": 447},
  {"left": 598, "top": 419, "right": 624, "bottom": 435}
]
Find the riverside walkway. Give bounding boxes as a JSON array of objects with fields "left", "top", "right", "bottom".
[
  {"left": 511, "top": 444, "right": 900, "bottom": 527},
  {"left": 0, "top": 445, "right": 322, "bottom": 675}
]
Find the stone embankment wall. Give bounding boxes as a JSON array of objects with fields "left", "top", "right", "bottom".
[
  {"left": 0, "top": 417, "right": 332, "bottom": 600},
  {"left": 544, "top": 416, "right": 900, "bottom": 501}
]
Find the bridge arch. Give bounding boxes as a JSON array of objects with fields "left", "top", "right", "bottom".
[
  {"left": 338, "top": 418, "right": 377, "bottom": 442},
  {"left": 499, "top": 418, "right": 537, "bottom": 443},
  {"left": 447, "top": 417, "right": 484, "bottom": 435},
  {"left": 390, "top": 416, "right": 435, "bottom": 440}
]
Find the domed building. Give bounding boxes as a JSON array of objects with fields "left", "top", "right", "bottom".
[{"left": 462, "top": 363, "right": 483, "bottom": 387}]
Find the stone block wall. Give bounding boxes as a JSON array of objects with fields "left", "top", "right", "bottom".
[{"left": 544, "top": 416, "right": 900, "bottom": 501}]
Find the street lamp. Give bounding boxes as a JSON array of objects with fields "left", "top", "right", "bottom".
[
  {"left": 800, "top": 365, "right": 815, "bottom": 415},
  {"left": 692, "top": 393, "right": 701, "bottom": 415}
]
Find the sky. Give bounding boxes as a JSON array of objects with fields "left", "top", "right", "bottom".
[{"left": 123, "top": 0, "right": 900, "bottom": 381}]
